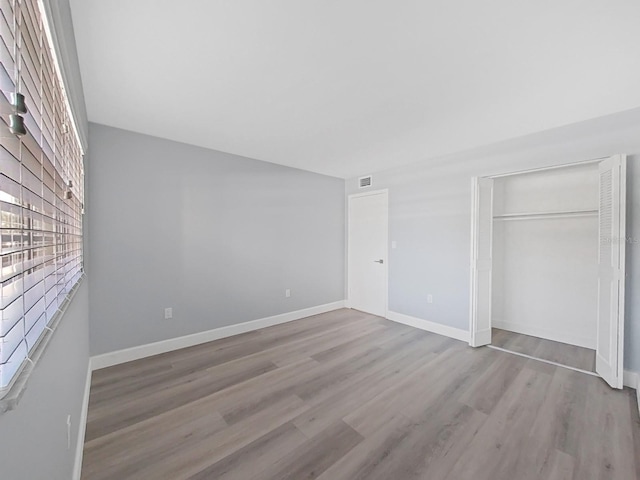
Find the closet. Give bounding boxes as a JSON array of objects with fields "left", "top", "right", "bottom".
[
  {"left": 469, "top": 155, "right": 627, "bottom": 388},
  {"left": 492, "top": 163, "right": 598, "bottom": 349}
]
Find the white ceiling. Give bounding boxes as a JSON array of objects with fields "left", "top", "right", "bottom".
[{"left": 70, "top": 0, "right": 640, "bottom": 179}]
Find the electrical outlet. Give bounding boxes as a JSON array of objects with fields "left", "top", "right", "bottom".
[
  {"left": 164, "top": 307, "right": 173, "bottom": 319},
  {"left": 285, "top": 289, "right": 291, "bottom": 298},
  {"left": 391, "top": 240, "right": 397, "bottom": 249},
  {"left": 66, "top": 414, "right": 71, "bottom": 450},
  {"left": 427, "top": 294, "right": 433, "bottom": 304}
]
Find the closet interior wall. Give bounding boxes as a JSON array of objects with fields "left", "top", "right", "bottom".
[{"left": 491, "top": 163, "right": 600, "bottom": 349}]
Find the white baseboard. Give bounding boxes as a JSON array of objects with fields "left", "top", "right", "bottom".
[
  {"left": 623, "top": 370, "right": 640, "bottom": 416},
  {"left": 470, "top": 328, "right": 492, "bottom": 347},
  {"left": 90, "top": 301, "right": 346, "bottom": 370},
  {"left": 492, "top": 320, "right": 595, "bottom": 350},
  {"left": 386, "top": 310, "right": 470, "bottom": 343},
  {"left": 73, "top": 362, "right": 92, "bottom": 480}
]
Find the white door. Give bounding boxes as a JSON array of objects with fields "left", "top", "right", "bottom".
[
  {"left": 596, "top": 154, "right": 627, "bottom": 389},
  {"left": 348, "top": 190, "right": 388, "bottom": 317},
  {"left": 469, "top": 177, "right": 494, "bottom": 347}
]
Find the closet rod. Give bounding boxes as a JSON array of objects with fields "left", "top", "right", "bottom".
[{"left": 493, "top": 209, "right": 598, "bottom": 221}]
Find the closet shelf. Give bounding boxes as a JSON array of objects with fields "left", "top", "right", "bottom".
[{"left": 493, "top": 209, "right": 598, "bottom": 221}]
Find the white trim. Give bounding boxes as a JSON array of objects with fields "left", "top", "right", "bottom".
[
  {"left": 91, "top": 301, "right": 346, "bottom": 370},
  {"left": 616, "top": 155, "right": 627, "bottom": 389},
  {"left": 386, "top": 310, "right": 470, "bottom": 343},
  {"left": 347, "top": 188, "right": 388, "bottom": 200},
  {"left": 72, "top": 363, "right": 92, "bottom": 480},
  {"left": 469, "top": 176, "right": 478, "bottom": 346},
  {"left": 0, "top": 275, "right": 85, "bottom": 410},
  {"left": 38, "top": 0, "right": 86, "bottom": 153},
  {"left": 473, "top": 328, "right": 492, "bottom": 347},
  {"left": 485, "top": 157, "right": 603, "bottom": 179},
  {"left": 469, "top": 176, "right": 479, "bottom": 346},
  {"left": 347, "top": 189, "right": 389, "bottom": 316},
  {"left": 492, "top": 320, "right": 595, "bottom": 350}
]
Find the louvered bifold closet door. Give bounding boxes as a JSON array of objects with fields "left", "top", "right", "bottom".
[
  {"left": 0, "top": 0, "right": 84, "bottom": 394},
  {"left": 470, "top": 176, "right": 494, "bottom": 347},
  {"left": 595, "top": 154, "right": 626, "bottom": 389}
]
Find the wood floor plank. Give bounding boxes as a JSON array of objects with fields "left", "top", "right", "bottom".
[
  {"left": 543, "top": 450, "right": 575, "bottom": 480},
  {"left": 268, "top": 319, "right": 388, "bottom": 367},
  {"left": 458, "top": 350, "right": 528, "bottom": 415},
  {"left": 85, "top": 355, "right": 278, "bottom": 442},
  {"left": 342, "top": 344, "right": 490, "bottom": 436},
  {"left": 293, "top": 327, "right": 427, "bottom": 402},
  {"left": 443, "top": 364, "right": 556, "bottom": 480},
  {"left": 89, "top": 330, "right": 263, "bottom": 396},
  {"left": 316, "top": 411, "right": 415, "bottom": 480},
  {"left": 491, "top": 328, "right": 596, "bottom": 372},
  {"left": 90, "top": 314, "right": 382, "bottom": 418},
  {"left": 293, "top": 339, "right": 437, "bottom": 437},
  {"left": 216, "top": 327, "right": 421, "bottom": 427},
  {"left": 253, "top": 420, "right": 363, "bottom": 480},
  {"left": 118, "top": 395, "right": 309, "bottom": 480},
  {"left": 186, "top": 422, "right": 308, "bottom": 480},
  {"left": 82, "top": 309, "right": 640, "bottom": 480},
  {"left": 82, "top": 412, "right": 228, "bottom": 480},
  {"left": 89, "top": 309, "right": 368, "bottom": 403},
  {"left": 569, "top": 378, "right": 638, "bottom": 480}
]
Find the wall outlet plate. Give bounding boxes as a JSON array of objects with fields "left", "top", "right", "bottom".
[{"left": 164, "top": 307, "right": 173, "bottom": 319}]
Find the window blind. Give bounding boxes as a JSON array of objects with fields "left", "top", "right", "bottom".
[{"left": 0, "top": 0, "right": 84, "bottom": 398}]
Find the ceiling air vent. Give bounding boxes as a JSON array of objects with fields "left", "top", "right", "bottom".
[{"left": 359, "top": 175, "right": 372, "bottom": 188}]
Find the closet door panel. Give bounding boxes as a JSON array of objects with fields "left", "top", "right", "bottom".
[
  {"left": 470, "top": 177, "right": 493, "bottom": 347},
  {"left": 595, "top": 155, "right": 626, "bottom": 389}
]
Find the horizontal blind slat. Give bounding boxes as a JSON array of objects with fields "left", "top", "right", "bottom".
[{"left": 0, "top": 0, "right": 83, "bottom": 394}]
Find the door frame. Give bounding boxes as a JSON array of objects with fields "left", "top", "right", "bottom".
[
  {"left": 468, "top": 156, "right": 626, "bottom": 388},
  {"left": 347, "top": 189, "right": 389, "bottom": 316}
]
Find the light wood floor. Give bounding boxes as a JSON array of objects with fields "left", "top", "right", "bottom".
[
  {"left": 491, "top": 328, "right": 597, "bottom": 373},
  {"left": 82, "top": 309, "right": 640, "bottom": 480}
]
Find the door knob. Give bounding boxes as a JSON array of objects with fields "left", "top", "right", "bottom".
[{"left": 374, "top": 259, "right": 384, "bottom": 264}]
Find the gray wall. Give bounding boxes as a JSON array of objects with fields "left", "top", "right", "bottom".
[
  {"left": 87, "top": 123, "right": 345, "bottom": 355},
  {"left": 0, "top": 282, "right": 90, "bottom": 480},
  {"left": 346, "top": 109, "right": 640, "bottom": 373},
  {"left": 626, "top": 159, "right": 640, "bottom": 374},
  {"left": 0, "top": 1, "right": 90, "bottom": 479}
]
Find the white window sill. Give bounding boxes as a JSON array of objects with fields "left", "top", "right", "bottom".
[{"left": 0, "top": 275, "right": 85, "bottom": 414}]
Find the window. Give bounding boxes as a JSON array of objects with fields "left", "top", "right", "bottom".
[{"left": 0, "top": 0, "right": 84, "bottom": 399}]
